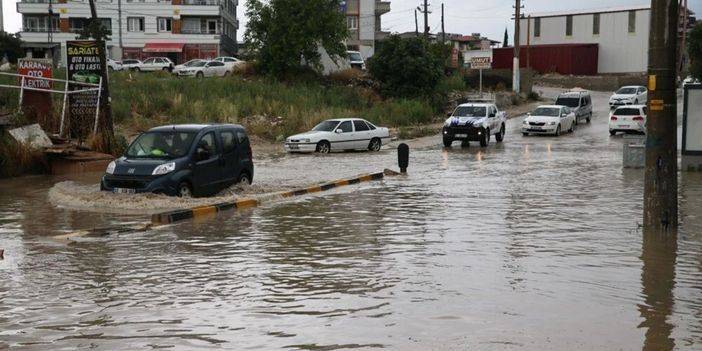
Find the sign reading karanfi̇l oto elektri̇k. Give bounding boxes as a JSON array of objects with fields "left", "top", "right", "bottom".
[
  {"left": 17, "top": 58, "right": 53, "bottom": 89},
  {"left": 66, "top": 40, "right": 103, "bottom": 138}
]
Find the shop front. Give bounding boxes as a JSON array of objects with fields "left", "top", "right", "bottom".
[{"left": 122, "top": 43, "right": 219, "bottom": 64}]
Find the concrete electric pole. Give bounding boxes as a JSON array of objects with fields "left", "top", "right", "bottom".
[
  {"left": 415, "top": 9, "right": 419, "bottom": 37},
  {"left": 644, "top": 0, "right": 679, "bottom": 230},
  {"left": 441, "top": 3, "right": 445, "bottom": 42},
  {"left": 87, "top": 0, "right": 115, "bottom": 149},
  {"left": 512, "top": 0, "right": 522, "bottom": 93},
  {"left": 422, "top": 0, "right": 430, "bottom": 38}
]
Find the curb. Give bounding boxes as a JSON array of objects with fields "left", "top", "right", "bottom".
[{"left": 151, "top": 171, "right": 385, "bottom": 225}]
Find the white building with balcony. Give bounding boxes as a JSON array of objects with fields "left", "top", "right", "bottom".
[
  {"left": 17, "top": 0, "right": 238, "bottom": 65},
  {"left": 344, "top": 0, "right": 390, "bottom": 59}
]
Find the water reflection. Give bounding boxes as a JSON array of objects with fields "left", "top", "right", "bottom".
[{"left": 639, "top": 228, "right": 677, "bottom": 351}]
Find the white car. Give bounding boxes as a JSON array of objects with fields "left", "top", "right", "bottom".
[
  {"left": 522, "top": 105, "right": 576, "bottom": 136},
  {"left": 213, "top": 56, "right": 245, "bottom": 71},
  {"left": 442, "top": 102, "right": 507, "bottom": 147},
  {"left": 172, "top": 59, "right": 205, "bottom": 75},
  {"left": 683, "top": 76, "right": 701, "bottom": 87},
  {"left": 120, "top": 59, "right": 142, "bottom": 71},
  {"left": 609, "top": 86, "right": 647, "bottom": 109},
  {"left": 176, "top": 60, "right": 230, "bottom": 78},
  {"left": 137, "top": 57, "right": 174, "bottom": 72},
  {"left": 347, "top": 51, "right": 366, "bottom": 70},
  {"left": 107, "top": 58, "right": 123, "bottom": 71},
  {"left": 284, "top": 118, "right": 391, "bottom": 153},
  {"left": 609, "top": 105, "right": 647, "bottom": 135}
]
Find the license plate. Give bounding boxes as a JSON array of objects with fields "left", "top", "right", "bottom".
[
  {"left": 114, "top": 188, "right": 136, "bottom": 194},
  {"left": 288, "top": 144, "right": 299, "bottom": 150},
  {"left": 454, "top": 134, "right": 468, "bottom": 138},
  {"left": 619, "top": 125, "right": 630, "bottom": 128},
  {"left": 531, "top": 127, "right": 542, "bottom": 131}
]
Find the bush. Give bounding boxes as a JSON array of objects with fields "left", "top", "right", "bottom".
[
  {"left": 0, "top": 132, "right": 47, "bottom": 178},
  {"left": 368, "top": 36, "right": 448, "bottom": 99}
]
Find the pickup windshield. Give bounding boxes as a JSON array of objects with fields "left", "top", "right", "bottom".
[
  {"left": 312, "top": 120, "right": 340, "bottom": 132},
  {"left": 533, "top": 107, "right": 561, "bottom": 117},
  {"left": 126, "top": 132, "right": 196, "bottom": 159},
  {"left": 453, "top": 106, "right": 487, "bottom": 117},
  {"left": 555, "top": 97, "right": 580, "bottom": 108}
]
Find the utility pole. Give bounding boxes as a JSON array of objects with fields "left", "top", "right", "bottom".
[
  {"left": 118, "top": 0, "right": 124, "bottom": 56},
  {"left": 644, "top": 0, "right": 679, "bottom": 230},
  {"left": 415, "top": 9, "right": 419, "bottom": 37},
  {"left": 48, "top": 0, "right": 53, "bottom": 46},
  {"left": 87, "top": 0, "right": 115, "bottom": 150},
  {"left": 423, "top": 0, "right": 429, "bottom": 38},
  {"left": 512, "top": 0, "right": 522, "bottom": 93},
  {"left": 677, "top": 0, "right": 688, "bottom": 76},
  {"left": 526, "top": 15, "right": 531, "bottom": 72},
  {"left": 441, "top": 3, "right": 445, "bottom": 42}
]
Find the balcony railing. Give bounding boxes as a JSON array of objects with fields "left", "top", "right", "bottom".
[
  {"left": 181, "top": 28, "right": 221, "bottom": 35},
  {"left": 182, "top": 0, "right": 219, "bottom": 5},
  {"left": 21, "top": 0, "right": 51, "bottom": 3}
]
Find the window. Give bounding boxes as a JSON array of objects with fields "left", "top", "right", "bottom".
[
  {"left": 366, "top": 121, "right": 376, "bottom": 130},
  {"left": 157, "top": 17, "right": 172, "bottom": 32},
  {"left": 220, "top": 131, "right": 236, "bottom": 154},
  {"left": 236, "top": 131, "right": 248, "bottom": 144},
  {"left": 628, "top": 11, "right": 636, "bottom": 33},
  {"left": 338, "top": 121, "right": 353, "bottom": 133},
  {"left": 534, "top": 17, "right": 541, "bottom": 38},
  {"left": 347, "top": 16, "right": 358, "bottom": 30},
  {"left": 197, "top": 132, "right": 217, "bottom": 157},
  {"left": 353, "top": 120, "right": 370, "bottom": 131},
  {"left": 127, "top": 17, "right": 144, "bottom": 32},
  {"left": 207, "top": 61, "right": 224, "bottom": 67},
  {"left": 593, "top": 13, "right": 600, "bottom": 35},
  {"left": 565, "top": 15, "right": 573, "bottom": 36},
  {"left": 23, "top": 15, "right": 59, "bottom": 32}
]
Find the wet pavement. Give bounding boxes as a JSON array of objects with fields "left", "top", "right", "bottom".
[{"left": 1, "top": 88, "right": 701, "bottom": 350}]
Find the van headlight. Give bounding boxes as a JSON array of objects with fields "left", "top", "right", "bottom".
[
  {"left": 152, "top": 162, "right": 176, "bottom": 176},
  {"left": 106, "top": 161, "right": 116, "bottom": 175}
]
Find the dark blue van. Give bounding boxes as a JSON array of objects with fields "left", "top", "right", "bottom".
[{"left": 101, "top": 124, "right": 254, "bottom": 197}]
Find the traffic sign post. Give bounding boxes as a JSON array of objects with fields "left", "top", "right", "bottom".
[{"left": 470, "top": 57, "right": 492, "bottom": 97}]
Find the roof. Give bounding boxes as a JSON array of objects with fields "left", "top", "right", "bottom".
[
  {"left": 149, "top": 124, "right": 243, "bottom": 132},
  {"left": 458, "top": 102, "right": 493, "bottom": 107},
  {"left": 527, "top": 4, "right": 650, "bottom": 18}
]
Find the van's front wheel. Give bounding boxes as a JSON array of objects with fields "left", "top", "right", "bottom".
[{"left": 178, "top": 182, "right": 192, "bottom": 198}]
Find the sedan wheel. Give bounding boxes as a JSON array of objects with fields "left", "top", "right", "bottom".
[
  {"left": 368, "top": 138, "right": 381, "bottom": 152},
  {"left": 316, "top": 141, "right": 331, "bottom": 154}
]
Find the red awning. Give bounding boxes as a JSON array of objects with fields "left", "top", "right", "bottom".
[{"left": 143, "top": 43, "right": 185, "bottom": 53}]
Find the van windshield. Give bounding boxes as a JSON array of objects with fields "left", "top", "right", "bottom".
[
  {"left": 126, "top": 132, "right": 196, "bottom": 159},
  {"left": 555, "top": 97, "right": 580, "bottom": 108},
  {"left": 348, "top": 52, "right": 363, "bottom": 61},
  {"left": 453, "top": 106, "right": 486, "bottom": 117},
  {"left": 312, "top": 120, "right": 340, "bottom": 132}
]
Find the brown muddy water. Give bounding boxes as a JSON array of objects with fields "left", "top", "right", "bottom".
[{"left": 1, "top": 89, "right": 701, "bottom": 350}]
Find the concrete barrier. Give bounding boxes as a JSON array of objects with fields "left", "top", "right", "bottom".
[{"left": 151, "top": 171, "right": 386, "bottom": 225}]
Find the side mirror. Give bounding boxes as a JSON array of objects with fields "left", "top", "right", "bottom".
[
  {"left": 561, "top": 113, "right": 567, "bottom": 117},
  {"left": 335, "top": 129, "right": 343, "bottom": 134}
]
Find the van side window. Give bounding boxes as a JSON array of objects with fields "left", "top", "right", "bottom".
[
  {"left": 236, "top": 131, "right": 248, "bottom": 145},
  {"left": 220, "top": 131, "right": 236, "bottom": 154},
  {"left": 197, "top": 132, "right": 217, "bottom": 158}
]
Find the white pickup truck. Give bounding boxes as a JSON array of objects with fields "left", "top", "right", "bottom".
[{"left": 442, "top": 102, "right": 507, "bottom": 147}]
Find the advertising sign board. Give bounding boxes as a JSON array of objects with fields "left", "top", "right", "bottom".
[{"left": 66, "top": 40, "right": 103, "bottom": 139}]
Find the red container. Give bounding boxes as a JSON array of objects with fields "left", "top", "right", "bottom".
[{"left": 492, "top": 43, "right": 599, "bottom": 75}]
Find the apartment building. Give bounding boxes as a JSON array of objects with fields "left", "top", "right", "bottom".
[
  {"left": 17, "top": 0, "right": 238, "bottom": 65},
  {"left": 344, "top": 0, "right": 390, "bottom": 59},
  {"left": 518, "top": 5, "right": 650, "bottom": 74}
]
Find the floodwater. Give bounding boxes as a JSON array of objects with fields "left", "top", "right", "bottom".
[{"left": 1, "top": 88, "right": 701, "bottom": 350}]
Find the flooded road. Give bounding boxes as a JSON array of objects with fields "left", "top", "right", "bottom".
[{"left": 1, "top": 88, "right": 701, "bottom": 350}]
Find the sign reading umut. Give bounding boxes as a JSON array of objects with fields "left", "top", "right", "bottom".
[{"left": 470, "top": 57, "right": 492, "bottom": 70}]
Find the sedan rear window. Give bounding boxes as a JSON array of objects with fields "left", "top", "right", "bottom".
[
  {"left": 354, "top": 120, "right": 370, "bottom": 131},
  {"left": 614, "top": 108, "right": 642, "bottom": 116}
]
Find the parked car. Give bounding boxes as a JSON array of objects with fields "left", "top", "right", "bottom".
[
  {"left": 172, "top": 59, "right": 205, "bottom": 75},
  {"left": 347, "top": 51, "right": 366, "bottom": 70},
  {"left": 107, "top": 58, "right": 123, "bottom": 71},
  {"left": 609, "top": 86, "right": 647, "bottom": 109},
  {"left": 609, "top": 105, "right": 647, "bottom": 136},
  {"left": 101, "top": 124, "right": 254, "bottom": 197},
  {"left": 522, "top": 105, "right": 576, "bottom": 136},
  {"left": 213, "top": 56, "right": 245, "bottom": 71},
  {"left": 121, "top": 59, "right": 142, "bottom": 71},
  {"left": 555, "top": 90, "right": 592, "bottom": 124},
  {"left": 176, "top": 60, "right": 230, "bottom": 78},
  {"left": 442, "top": 102, "right": 507, "bottom": 147},
  {"left": 284, "top": 118, "right": 391, "bottom": 153},
  {"left": 137, "top": 57, "right": 174, "bottom": 72},
  {"left": 683, "top": 76, "right": 701, "bottom": 87}
]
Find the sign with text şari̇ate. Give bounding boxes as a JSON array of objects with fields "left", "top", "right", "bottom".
[{"left": 66, "top": 40, "right": 102, "bottom": 139}]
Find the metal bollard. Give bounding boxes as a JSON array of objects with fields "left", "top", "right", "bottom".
[{"left": 398, "top": 143, "right": 409, "bottom": 173}]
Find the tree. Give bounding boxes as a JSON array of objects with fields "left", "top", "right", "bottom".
[
  {"left": 244, "top": 0, "right": 348, "bottom": 77},
  {"left": 368, "top": 35, "right": 447, "bottom": 99},
  {"left": 0, "top": 32, "right": 24, "bottom": 64},
  {"left": 503, "top": 28, "right": 509, "bottom": 48},
  {"left": 689, "top": 22, "right": 702, "bottom": 80}
]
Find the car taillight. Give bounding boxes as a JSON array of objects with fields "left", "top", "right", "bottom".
[
  {"left": 611, "top": 116, "right": 618, "bottom": 121},
  {"left": 633, "top": 116, "right": 644, "bottom": 121}
]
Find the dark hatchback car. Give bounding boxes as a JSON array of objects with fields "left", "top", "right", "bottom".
[{"left": 101, "top": 124, "right": 254, "bottom": 197}]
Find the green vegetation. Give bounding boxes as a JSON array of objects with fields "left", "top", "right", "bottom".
[
  {"left": 0, "top": 132, "right": 47, "bottom": 178},
  {"left": 244, "top": 0, "right": 348, "bottom": 77},
  {"left": 689, "top": 22, "right": 702, "bottom": 80},
  {"left": 0, "top": 32, "right": 24, "bottom": 64}
]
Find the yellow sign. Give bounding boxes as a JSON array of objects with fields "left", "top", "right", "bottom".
[
  {"left": 59, "top": 8, "right": 67, "bottom": 14},
  {"left": 648, "top": 75, "right": 657, "bottom": 91},
  {"left": 174, "top": 9, "right": 180, "bottom": 15},
  {"left": 650, "top": 99, "right": 664, "bottom": 111}
]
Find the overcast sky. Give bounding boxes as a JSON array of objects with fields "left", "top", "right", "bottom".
[{"left": 3, "top": 0, "right": 701, "bottom": 43}]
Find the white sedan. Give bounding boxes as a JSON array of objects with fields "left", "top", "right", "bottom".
[
  {"left": 609, "top": 86, "right": 647, "bottom": 109},
  {"left": 284, "top": 118, "right": 391, "bottom": 153},
  {"left": 121, "top": 59, "right": 142, "bottom": 71},
  {"left": 213, "top": 56, "right": 245, "bottom": 71},
  {"left": 172, "top": 59, "right": 205, "bottom": 75},
  {"left": 137, "top": 57, "right": 174, "bottom": 72},
  {"left": 176, "top": 60, "right": 230, "bottom": 78},
  {"left": 609, "top": 105, "right": 647, "bottom": 135},
  {"left": 107, "top": 59, "right": 123, "bottom": 71},
  {"left": 522, "top": 105, "right": 576, "bottom": 136}
]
